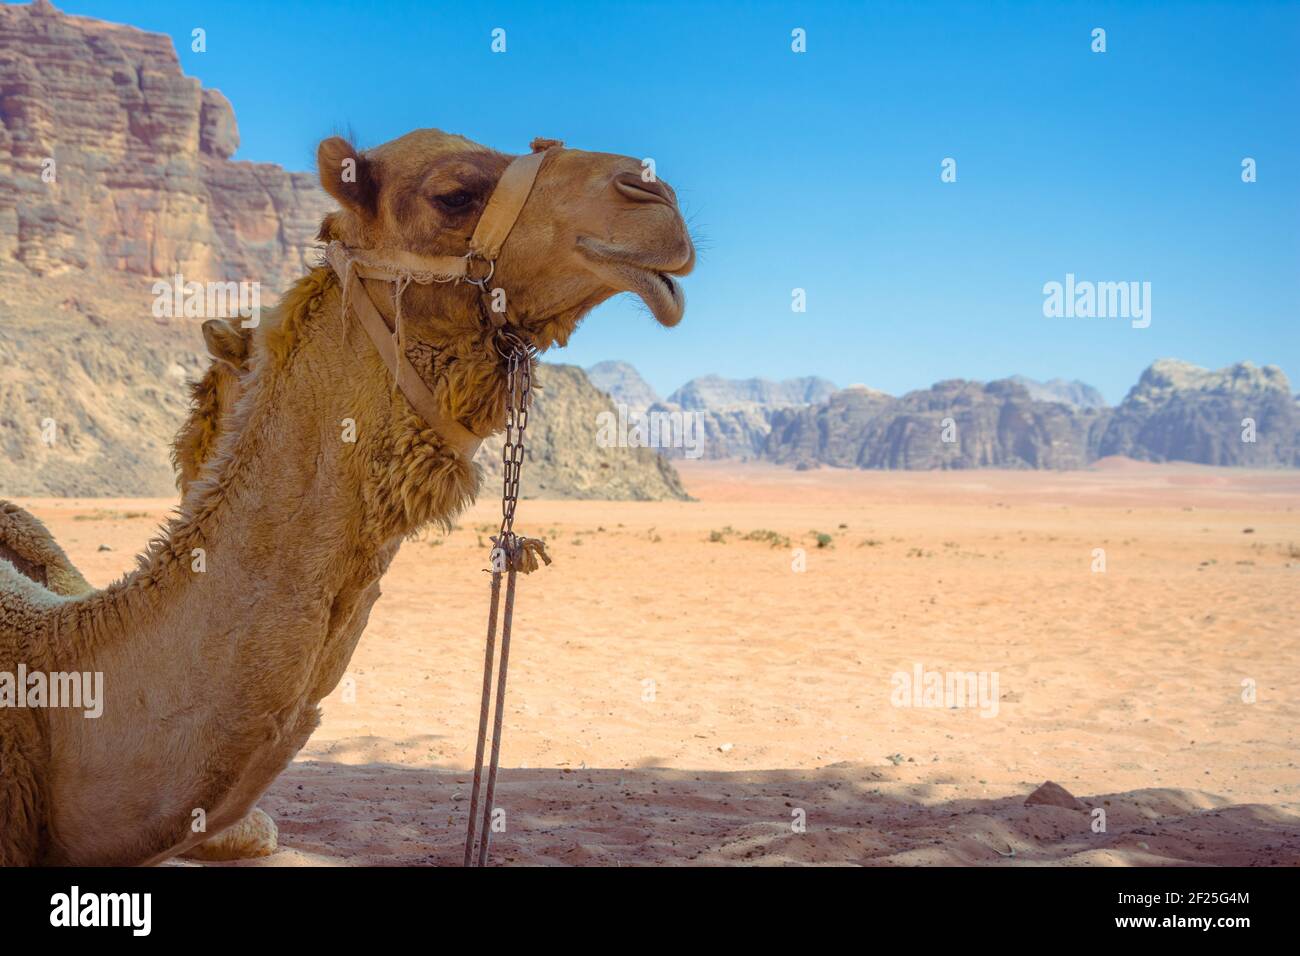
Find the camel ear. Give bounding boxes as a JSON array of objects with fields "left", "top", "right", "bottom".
[
  {"left": 317, "top": 136, "right": 378, "bottom": 215},
  {"left": 202, "top": 319, "right": 248, "bottom": 370}
]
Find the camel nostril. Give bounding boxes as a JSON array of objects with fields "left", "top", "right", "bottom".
[{"left": 613, "top": 172, "right": 675, "bottom": 206}]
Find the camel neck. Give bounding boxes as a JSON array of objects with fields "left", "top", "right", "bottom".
[{"left": 39, "top": 272, "right": 477, "bottom": 864}]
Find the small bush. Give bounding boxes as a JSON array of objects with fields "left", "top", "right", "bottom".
[{"left": 744, "top": 529, "right": 791, "bottom": 548}]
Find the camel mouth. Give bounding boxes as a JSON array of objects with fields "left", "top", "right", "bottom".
[
  {"left": 622, "top": 263, "right": 685, "bottom": 328},
  {"left": 577, "top": 240, "right": 690, "bottom": 327}
]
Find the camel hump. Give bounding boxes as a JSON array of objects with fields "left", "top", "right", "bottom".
[{"left": 0, "top": 501, "right": 93, "bottom": 597}]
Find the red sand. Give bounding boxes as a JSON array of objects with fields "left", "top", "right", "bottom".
[{"left": 17, "top": 462, "right": 1300, "bottom": 865}]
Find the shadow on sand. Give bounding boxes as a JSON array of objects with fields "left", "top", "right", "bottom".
[{"left": 196, "top": 755, "right": 1300, "bottom": 866}]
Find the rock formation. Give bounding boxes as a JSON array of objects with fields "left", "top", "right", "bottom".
[
  {"left": 764, "top": 361, "right": 1299, "bottom": 470},
  {"left": 478, "top": 364, "right": 688, "bottom": 501},
  {"left": 0, "top": 268, "right": 208, "bottom": 496},
  {"left": 586, "top": 360, "right": 661, "bottom": 416},
  {"left": 0, "top": 0, "right": 330, "bottom": 293},
  {"left": 667, "top": 374, "right": 837, "bottom": 411},
  {"left": 765, "top": 379, "right": 1105, "bottom": 470},
  {"left": 1008, "top": 375, "right": 1108, "bottom": 410},
  {"left": 0, "top": 0, "right": 328, "bottom": 496},
  {"left": 764, "top": 385, "right": 897, "bottom": 468},
  {"left": 1097, "top": 359, "right": 1298, "bottom": 466},
  {"left": 651, "top": 373, "right": 838, "bottom": 459}
]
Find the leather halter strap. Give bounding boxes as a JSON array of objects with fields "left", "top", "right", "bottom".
[
  {"left": 468, "top": 148, "right": 548, "bottom": 261},
  {"left": 323, "top": 143, "right": 560, "bottom": 460},
  {"left": 325, "top": 242, "right": 483, "bottom": 459}
]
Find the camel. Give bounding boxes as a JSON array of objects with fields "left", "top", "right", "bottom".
[
  {"left": 0, "top": 319, "right": 279, "bottom": 861},
  {"left": 0, "top": 127, "right": 693, "bottom": 865},
  {"left": 4, "top": 308, "right": 525, "bottom": 861}
]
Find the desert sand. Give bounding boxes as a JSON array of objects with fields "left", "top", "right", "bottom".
[{"left": 13, "top": 461, "right": 1300, "bottom": 865}]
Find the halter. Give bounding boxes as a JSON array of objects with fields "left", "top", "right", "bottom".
[{"left": 324, "top": 140, "right": 562, "bottom": 459}]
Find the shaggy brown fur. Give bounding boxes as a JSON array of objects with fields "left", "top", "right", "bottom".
[
  {"left": 0, "top": 320, "right": 281, "bottom": 860},
  {"left": 0, "top": 504, "right": 91, "bottom": 597},
  {"left": 0, "top": 126, "right": 693, "bottom": 865},
  {"left": 172, "top": 320, "right": 251, "bottom": 494}
]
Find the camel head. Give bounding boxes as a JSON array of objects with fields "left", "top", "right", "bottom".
[{"left": 315, "top": 129, "right": 695, "bottom": 349}]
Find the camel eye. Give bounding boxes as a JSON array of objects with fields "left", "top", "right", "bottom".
[{"left": 434, "top": 189, "right": 474, "bottom": 210}]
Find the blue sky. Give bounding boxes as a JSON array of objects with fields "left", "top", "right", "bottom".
[{"left": 42, "top": 0, "right": 1300, "bottom": 403}]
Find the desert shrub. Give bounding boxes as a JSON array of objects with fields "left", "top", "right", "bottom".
[{"left": 744, "top": 529, "right": 791, "bottom": 548}]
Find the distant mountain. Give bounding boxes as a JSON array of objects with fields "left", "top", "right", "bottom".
[
  {"left": 765, "top": 380, "right": 1103, "bottom": 470},
  {"left": 478, "top": 365, "right": 688, "bottom": 501},
  {"left": 648, "top": 402, "right": 772, "bottom": 460},
  {"left": 765, "top": 385, "right": 897, "bottom": 467},
  {"left": 763, "top": 361, "right": 1300, "bottom": 470},
  {"left": 1009, "top": 376, "right": 1107, "bottom": 409},
  {"left": 653, "top": 373, "right": 839, "bottom": 459},
  {"left": 1097, "top": 360, "right": 1298, "bottom": 466},
  {"left": 585, "top": 360, "right": 661, "bottom": 415},
  {"left": 666, "top": 375, "right": 837, "bottom": 411}
]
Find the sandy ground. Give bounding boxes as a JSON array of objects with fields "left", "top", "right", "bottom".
[{"left": 14, "top": 460, "right": 1300, "bottom": 866}]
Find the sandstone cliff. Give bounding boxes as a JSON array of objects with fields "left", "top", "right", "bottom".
[
  {"left": 478, "top": 364, "right": 688, "bottom": 501},
  {"left": 763, "top": 362, "right": 1298, "bottom": 470},
  {"left": 0, "top": 0, "right": 329, "bottom": 293},
  {"left": 765, "top": 380, "right": 1104, "bottom": 470},
  {"left": 651, "top": 373, "right": 838, "bottom": 459},
  {"left": 0, "top": 0, "right": 327, "bottom": 495},
  {"left": 1097, "top": 359, "right": 1298, "bottom": 466},
  {"left": 585, "top": 360, "right": 661, "bottom": 416}
]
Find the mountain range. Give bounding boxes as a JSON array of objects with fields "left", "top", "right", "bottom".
[
  {"left": 588, "top": 361, "right": 1300, "bottom": 470},
  {"left": 585, "top": 362, "right": 838, "bottom": 459}
]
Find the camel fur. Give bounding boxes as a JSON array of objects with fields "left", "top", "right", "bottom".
[{"left": 0, "top": 320, "right": 279, "bottom": 861}]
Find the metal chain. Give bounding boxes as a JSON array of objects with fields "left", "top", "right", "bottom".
[
  {"left": 465, "top": 327, "right": 536, "bottom": 867},
  {"left": 497, "top": 330, "right": 535, "bottom": 558}
]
